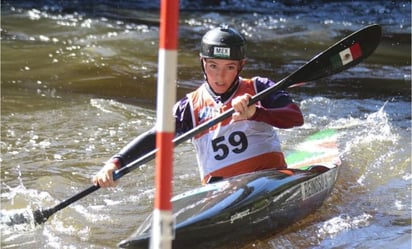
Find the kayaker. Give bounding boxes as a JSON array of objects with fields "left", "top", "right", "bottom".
[{"left": 93, "top": 26, "right": 304, "bottom": 187}]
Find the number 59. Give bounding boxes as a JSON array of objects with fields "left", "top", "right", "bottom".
[{"left": 211, "top": 131, "right": 248, "bottom": 160}]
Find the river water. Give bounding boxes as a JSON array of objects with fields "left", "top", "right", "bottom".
[{"left": 1, "top": 1, "right": 411, "bottom": 248}]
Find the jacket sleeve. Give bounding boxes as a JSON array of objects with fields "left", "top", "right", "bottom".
[
  {"left": 251, "top": 103, "right": 304, "bottom": 128},
  {"left": 250, "top": 77, "right": 304, "bottom": 128},
  {"left": 110, "top": 128, "right": 157, "bottom": 167},
  {"left": 110, "top": 97, "right": 193, "bottom": 167}
]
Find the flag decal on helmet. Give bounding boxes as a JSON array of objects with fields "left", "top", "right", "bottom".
[{"left": 213, "top": 47, "right": 230, "bottom": 58}]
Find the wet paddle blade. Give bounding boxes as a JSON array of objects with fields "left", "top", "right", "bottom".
[
  {"left": 1, "top": 208, "right": 54, "bottom": 226},
  {"left": 1, "top": 209, "right": 32, "bottom": 226}
]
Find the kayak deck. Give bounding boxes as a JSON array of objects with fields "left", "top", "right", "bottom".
[
  {"left": 118, "top": 129, "right": 341, "bottom": 248},
  {"left": 118, "top": 164, "right": 339, "bottom": 249}
]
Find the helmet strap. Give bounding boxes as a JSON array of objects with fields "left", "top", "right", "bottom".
[{"left": 200, "top": 57, "right": 207, "bottom": 81}]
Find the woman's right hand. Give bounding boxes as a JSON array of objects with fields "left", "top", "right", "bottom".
[
  {"left": 231, "top": 93, "right": 256, "bottom": 122},
  {"left": 92, "top": 162, "right": 118, "bottom": 188}
]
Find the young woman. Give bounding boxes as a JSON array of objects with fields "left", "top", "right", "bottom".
[{"left": 93, "top": 27, "right": 303, "bottom": 187}]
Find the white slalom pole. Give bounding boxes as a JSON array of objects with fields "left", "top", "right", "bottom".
[{"left": 150, "top": 0, "right": 179, "bottom": 249}]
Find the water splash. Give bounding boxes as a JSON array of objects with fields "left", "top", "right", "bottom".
[
  {"left": 339, "top": 101, "right": 410, "bottom": 188},
  {"left": 317, "top": 213, "right": 373, "bottom": 238},
  {"left": 1, "top": 166, "right": 54, "bottom": 229},
  {"left": 1, "top": 185, "right": 37, "bottom": 231}
]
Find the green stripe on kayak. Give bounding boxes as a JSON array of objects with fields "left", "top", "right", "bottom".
[
  {"left": 305, "top": 128, "right": 337, "bottom": 142},
  {"left": 285, "top": 150, "right": 323, "bottom": 165},
  {"left": 285, "top": 129, "right": 338, "bottom": 166}
]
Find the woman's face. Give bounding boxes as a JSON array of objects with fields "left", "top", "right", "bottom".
[{"left": 203, "top": 58, "right": 245, "bottom": 94}]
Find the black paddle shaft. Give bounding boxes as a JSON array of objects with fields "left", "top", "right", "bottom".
[
  {"left": 174, "top": 24, "right": 382, "bottom": 146},
  {"left": 31, "top": 24, "right": 381, "bottom": 225}
]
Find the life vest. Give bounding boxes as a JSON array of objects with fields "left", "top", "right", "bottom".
[{"left": 187, "top": 78, "right": 286, "bottom": 184}]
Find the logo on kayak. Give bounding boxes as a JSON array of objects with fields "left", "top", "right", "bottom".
[
  {"left": 301, "top": 170, "right": 335, "bottom": 200},
  {"left": 230, "top": 209, "right": 250, "bottom": 223}
]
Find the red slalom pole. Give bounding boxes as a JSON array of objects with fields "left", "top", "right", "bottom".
[{"left": 150, "top": 0, "right": 179, "bottom": 249}]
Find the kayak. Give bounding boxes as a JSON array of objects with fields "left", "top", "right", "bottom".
[{"left": 118, "top": 129, "right": 341, "bottom": 249}]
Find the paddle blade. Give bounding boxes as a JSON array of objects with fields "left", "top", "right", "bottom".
[
  {"left": 1, "top": 209, "right": 32, "bottom": 226},
  {"left": 1, "top": 207, "right": 54, "bottom": 226},
  {"left": 249, "top": 24, "right": 381, "bottom": 106},
  {"left": 288, "top": 24, "right": 382, "bottom": 84}
]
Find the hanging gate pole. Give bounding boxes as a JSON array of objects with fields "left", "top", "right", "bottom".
[{"left": 150, "top": 0, "right": 179, "bottom": 249}]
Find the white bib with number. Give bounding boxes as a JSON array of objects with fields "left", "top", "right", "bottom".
[
  {"left": 187, "top": 79, "right": 283, "bottom": 182},
  {"left": 193, "top": 120, "right": 282, "bottom": 179}
]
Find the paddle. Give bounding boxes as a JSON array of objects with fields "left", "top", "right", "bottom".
[{"left": 4, "top": 24, "right": 381, "bottom": 226}]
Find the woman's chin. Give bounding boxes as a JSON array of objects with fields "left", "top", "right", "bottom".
[{"left": 211, "top": 85, "right": 229, "bottom": 94}]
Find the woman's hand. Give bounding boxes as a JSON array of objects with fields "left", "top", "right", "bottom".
[
  {"left": 92, "top": 162, "right": 118, "bottom": 188},
  {"left": 231, "top": 93, "right": 256, "bottom": 122}
]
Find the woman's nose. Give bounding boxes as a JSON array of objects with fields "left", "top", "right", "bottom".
[{"left": 216, "top": 68, "right": 225, "bottom": 80}]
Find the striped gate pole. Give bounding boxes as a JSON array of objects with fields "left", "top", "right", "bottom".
[{"left": 150, "top": 0, "right": 179, "bottom": 249}]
